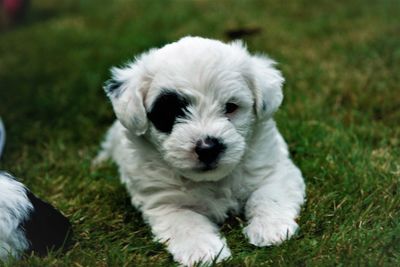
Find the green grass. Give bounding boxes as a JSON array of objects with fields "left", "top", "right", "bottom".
[{"left": 0, "top": 0, "right": 399, "bottom": 266}]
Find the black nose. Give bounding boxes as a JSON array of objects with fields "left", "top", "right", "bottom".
[{"left": 195, "top": 137, "right": 226, "bottom": 166}]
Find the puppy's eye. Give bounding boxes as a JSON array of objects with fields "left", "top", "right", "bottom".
[
  {"left": 225, "top": 103, "right": 238, "bottom": 114},
  {"left": 148, "top": 91, "right": 189, "bottom": 134}
]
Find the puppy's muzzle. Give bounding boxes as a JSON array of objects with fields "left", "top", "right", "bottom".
[{"left": 195, "top": 137, "right": 226, "bottom": 169}]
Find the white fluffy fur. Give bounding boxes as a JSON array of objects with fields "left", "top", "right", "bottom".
[
  {"left": 0, "top": 119, "right": 5, "bottom": 159},
  {"left": 0, "top": 173, "right": 32, "bottom": 260},
  {"left": 95, "top": 37, "right": 306, "bottom": 266}
]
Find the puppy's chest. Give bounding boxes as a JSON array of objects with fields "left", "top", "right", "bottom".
[{"left": 180, "top": 180, "right": 241, "bottom": 222}]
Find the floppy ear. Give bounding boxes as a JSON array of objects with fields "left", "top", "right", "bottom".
[
  {"left": 104, "top": 64, "right": 148, "bottom": 135},
  {"left": 249, "top": 55, "right": 284, "bottom": 120}
]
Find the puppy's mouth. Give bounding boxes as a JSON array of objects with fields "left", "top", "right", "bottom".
[
  {"left": 176, "top": 159, "right": 236, "bottom": 182},
  {"left": 196, "top": 163, "right": 218, "bottom": 172}
]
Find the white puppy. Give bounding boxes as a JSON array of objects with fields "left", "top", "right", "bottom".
[{"left": 95, "top": 36, "right": 305, "bottom": 266}]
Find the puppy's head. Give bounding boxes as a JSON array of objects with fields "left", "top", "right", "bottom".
[{"left": 105, "top": 37, "right": 284, "bottom": 182}]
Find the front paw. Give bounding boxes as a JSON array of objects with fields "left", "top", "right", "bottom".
[
  {"left": 243, "top": 217, "right": 299, "bottom": 247},
  {"left": 167, "top": 235, "right": 231, "bottom": 266}
]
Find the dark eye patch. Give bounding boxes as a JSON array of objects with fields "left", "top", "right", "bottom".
[{"left": 147, "top": 91, "right": 189, "bottom": 133}]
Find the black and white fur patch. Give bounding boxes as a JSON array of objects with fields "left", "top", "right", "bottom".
[{"left": 0, "top": 172, "right": 72, "bottom": 260}]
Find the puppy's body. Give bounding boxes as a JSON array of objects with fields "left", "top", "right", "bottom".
[
  {"left": 0, "top": 173, "right": 31, "bottom": 259},
  {"left": 96, "top": 37, "right": 305, "bottom": 266},
  {"left": 0, "top": 173, "right": 72, "bottom": 260}
]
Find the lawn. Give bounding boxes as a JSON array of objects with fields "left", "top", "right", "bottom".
[{"left": 0, "top": 0, "right": 399, "bottom": 266}]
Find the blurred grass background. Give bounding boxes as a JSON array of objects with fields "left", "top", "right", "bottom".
[{"left": 0, "top": 0, "right": 399, "bottom": 266}]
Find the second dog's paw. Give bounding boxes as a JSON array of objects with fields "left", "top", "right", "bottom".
[
  {"left": 168, "top": 235, "right": 231, "bottom": 266},
  {"left": 243, "top": 217, "right": 298, "bottom": 247}
]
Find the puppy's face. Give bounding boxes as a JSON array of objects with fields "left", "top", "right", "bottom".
[
  {"left": 105, "top": 37, "right": 284, "bottom": 182},
  {"left": 144, "top": 71, "right": 254, "bottom": 181}
]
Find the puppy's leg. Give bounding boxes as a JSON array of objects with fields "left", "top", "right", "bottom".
[
  {"left": 92, "top": 121, "right": 120, "bottom": 167},
  {"left": 243, "top": 160, "right": 305, "bottom": 246},
  {"left": 143, "top": 205, "right": 231, "bottom": 266}
]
